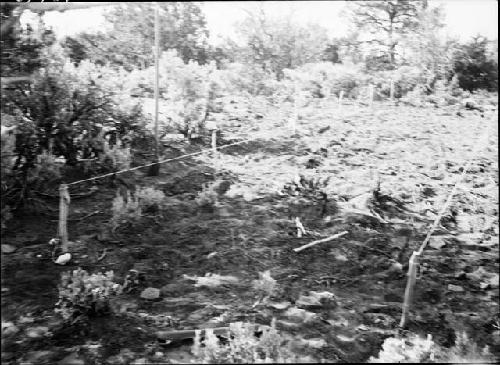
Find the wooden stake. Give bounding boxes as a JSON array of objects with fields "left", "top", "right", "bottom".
[
  {"left": 399, "top": 251, "right": 420, "bottom": 328},
  {"left": 150, "top": 2, "right": 161, "bottom": 176},
  {"left": 58, "top": 184, "right": 70, "bottom": 253},
  {"left": 293, "top": 231, "right": 348, "bottom": 253},
  {"left": 211, "top": 129, "right": 217, "bottom": 156},
  {"left": 338, "top": 90, "right": 344, "bottom": 109},
  {"left": 369, "top": 84, "right": 374, "bottom": 108},
  {"left": 390, "top": 79, "right": 395, "bottom": 101}
]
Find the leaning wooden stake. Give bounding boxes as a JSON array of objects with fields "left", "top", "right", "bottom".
[
  {"left": 58, "top": 183, "right": 70, "bottom": 253},
  {"left": 369, "top": 84, "right": 374, "bottom": 107},
  {"left": 399, "top": 251, "right": 420, "bottom": 328},
  {"left": 293, "top": 231, "right": 348, "bottom": 253}
]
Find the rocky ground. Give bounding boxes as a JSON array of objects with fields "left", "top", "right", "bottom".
[{"left": 1, "top": 95, "right": 498, "bottom": 364}]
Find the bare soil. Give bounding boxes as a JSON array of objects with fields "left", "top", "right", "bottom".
[{"left": 1, "top": 97, "right": 498, "bottom": 364}]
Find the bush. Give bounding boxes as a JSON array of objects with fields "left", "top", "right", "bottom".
[
  {"left": 110, "top": 190, "right": 142, "bottom": 230},
  {"left": 453, "top": 36, "right": 498, "bottom": 92},
  {"left": 369, "top": 332, "right": 495, "bottom": 363},
  {"left": 192, "top": 320, "right": 297, "bottom": 363},
  {"left": 55, "top": 268, "right": 123, "bottom": 323},
  {"left": 100, "top": 140, "right": 132, "bottom": 171},
  {"left": 135, "top": 186, "right": 166, "bottom": 212},
  {"left": 288, "top": 63, "right": 368, "bottom": 99},
  {"left": 195, "top": 182, "right": 220, "bottom": 213}
]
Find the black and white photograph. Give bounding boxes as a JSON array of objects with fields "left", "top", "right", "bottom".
[{"left": 0, "top": 0, "right": 498, "bottom": 363}]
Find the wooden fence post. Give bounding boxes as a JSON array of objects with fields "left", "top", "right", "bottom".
[
  {"left": 369, "top": 84, "right": 374, "bottom": 108},
  {"left": 58, "top": 183, "right": 70, "bottom": 253},
  {"left": 390, "top": 79, "right": 395, "bottom": 101},
  {"left": 399, "top": 251, "right": 420, "bottom": 328}
]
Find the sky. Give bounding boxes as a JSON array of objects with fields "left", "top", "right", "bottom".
[{"left": 34, "top": 1, "right": 498, "bottom": 44}]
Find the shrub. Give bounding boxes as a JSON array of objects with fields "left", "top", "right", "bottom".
[
  {"left": 195, "top": 182, "right": 220, "bottom": 212},
  {"left": 453, "top": 36, "right": 498, "bottom": 92},
  {"left": 369, "top": 332, "right": 495, "bottom": 363},
  {"left": 55, "top": 268, "right": 123, "bottom": 323},
  {"left": 252, "top": 270, "right": 278, "bottom": 299},
  {"left": 192, "top": 320, "right": 296, "bottom": 363},
  {"left": 100, "top": 139, "right": 131, "bottom": 171},
  {"left": 110, "top": 190, "right": 142, "bottom": 230},
  {"left": 135, "top": 186, "right": 166, "bottom": 212}
]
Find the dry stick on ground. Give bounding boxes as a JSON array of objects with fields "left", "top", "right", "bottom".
[{"left": 293, "top": 231, "right": 349, "bottom": 253}]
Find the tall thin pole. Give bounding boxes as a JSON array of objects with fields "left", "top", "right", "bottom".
[{"left": 150, "top": 3, "right": 160, "bottom": 176}]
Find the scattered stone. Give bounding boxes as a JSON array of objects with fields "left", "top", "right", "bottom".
[
  {"left": 334, "top": 253, "right": 348, "bottom": 262},
  {"left": 26, "top": 326, "right": 50, "bottom": 339},
  {"left": 18, "top": 315, "right": 35, "bottom": 324},
  {"left": 160, "top": 283, "right": 189, "bottom": 296},
  {"left": 1, "top": 352, "right": 15, "bottom": 361},
  {"left": 2, "top": 322, "right": 19, "bottom": 337},
  {"left": 336, "top": 334, "right": 356, "bottom": 342},
  {"left": 105, "top": 349, "right": 136, "bottom": 364},
  {"left": 140, "top": 287, "right": 161, "bottom": 300},
  {"left": 429, "top": 237, "right": 447, "bottom": 250},
  {"left": 1, "top": 244, "right": 16, "bottom": 254},
  {"left": 269, "top": 301, "right": 291, "bottom": 310},
  {"left": 447, "top": 284, "right": 464, "bottom": 292},
  {"left": 22, "top": 350, "right": 54, "bottom": 364},
  {"left": 363, "top": 312, "right": 396, "bottom": 328},
  {"left": 388, "top": 261, "right": 403, "bottom": 273},
  {"left": 131, "top": 358, "right": 148, "bottom": 365},
  {"left": 296, "top": 295, "right": 322, "bottom": 309},
  {"left": 284, "top": 307, "right": 318, "bottom": 323},
  {"left": 299, "top": 338, "right": 327, "bottom": 349},
  {"left": 58, "top": 353, "right": 85, "bottom": 365}
]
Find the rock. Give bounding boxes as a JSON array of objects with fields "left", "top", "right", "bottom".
[
  {"left": 2, "top": 321, "right": 19, "bottom": 337},
  {"left": 284, "top": 307, "right": 318, "bottom": 323},
  {"left": 1, "top": 244, "right": 16, "bottom": 254},
  {"left": 106, "top": 349, "right": 136, "bottom": 364},
  {"left": 269, "top": 301, "right": 291, "bottom": 310},
  {"left": 58, "top": 353, "right": 85, "bottom": 365},
  {"left": 296, "top": 295, "right": 322, "bottom": 309},
  {"left": 160, "top": 283, "right": 188, "bottom": 296},
  {"left": 22, "top": 351, "right": 54, "bottom": 364},
  {"left": 429, "top": 237, "right": 447, "bottom": 249},
  {"left": 26, "top": 326, "right": 50, "bottom": 339},
  {"left": 54, "top": 253, "right": 72, "bottom": 265},
  {"left": 447, "top": 284, "right": 464, "bottom": 292},
  {"left": 334, "top": 253, "right": 348, "bottom": 262},
  {"left": 299, "top": 338, "right": 327, "bottom": 349},
  {"left": 140, "top": 287, "right": 161, "bottom": 300},
  {"left": 131, "top": 358, "right": 148, "bottom": 365}
]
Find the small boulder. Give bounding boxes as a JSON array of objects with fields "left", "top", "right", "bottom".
[
  {"left": 26, "top": 326, "right": 50, "bottom": 339},
  {"left": 140, "top": 287, "right": 161, "bottom": 300},
  {"left": 1, "top": 244, "right": 16, "bottom": 254}
]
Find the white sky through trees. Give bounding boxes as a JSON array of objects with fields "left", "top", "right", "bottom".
[{"left": 32, "top": 1, "right": 498, "bottom": 43}]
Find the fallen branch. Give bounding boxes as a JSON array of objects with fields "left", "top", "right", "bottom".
[
  {"left": 293, "top": 231, "right": 349, "bottom": 253},
  {"left": 96, "top": 248, "right": 108, "bottom": 262}
]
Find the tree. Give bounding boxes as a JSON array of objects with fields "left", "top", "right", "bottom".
[
  {"left": 400, "top": 3, "right": 456, "bottom": 87},
  {"left": 453, "top": 36, "right": 498, "bottom": 91},
  {"left": 347, "top": 0, "right": 424, "bottom": 67},
  {"left": 65, "top": 3, "right": 211, "bottom": 70},
  {"left": 235, "top": 6, "right": 330, "bottom": 79}
]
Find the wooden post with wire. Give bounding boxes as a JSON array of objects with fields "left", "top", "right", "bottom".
[
  {"left": 206, "top": 120, "right": 218, "bottom": 158},
  {"left": 399, "top": 251, "right": 420, "bottom": 328},
  {"left": 58, "top": 184, "right": 70, "bottom": 253},
  {"left": 338, "top": 90, "right": 344, "bottom": 109},
  {"left": 369, "top": 84, "right": 374, "bottom": 108},
  {"left": 149, "top": 3, "right": 161, "bottom": 176}
]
